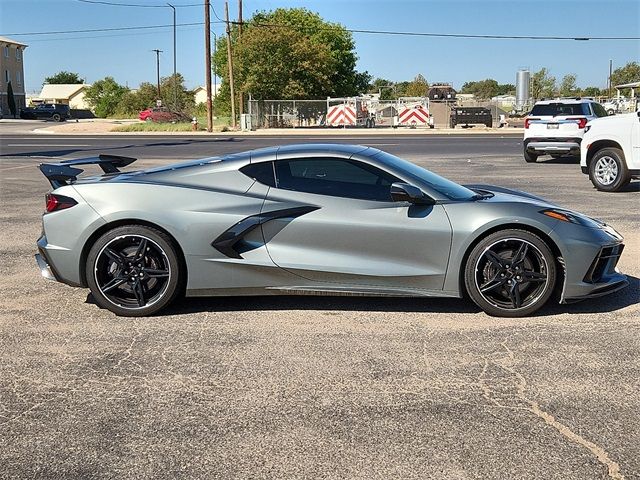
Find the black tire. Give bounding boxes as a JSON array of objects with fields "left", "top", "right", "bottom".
[
  {"left": 86, "top": 225, "right": 182, "bottom": 316},
  {"left": 52, "top": 113, "right": 61, "bottom": 122},
  {"left": 524, "top": 147, "right": 538, "bottom": 163},
  {"left": 464, "top": 229, "right": 556, "bottom": 317},
  {"left": 588, "top": 147, "right": 630, "bottom": 192},
  {"left": 607, "top": 109, "right": 615, "bottom": 116}
]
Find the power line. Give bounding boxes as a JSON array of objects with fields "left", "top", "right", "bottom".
[
  {"left": 231, "top": 20, "right": 640, "bottom": 41},
  {"left": 77, "top": 0, "right": 201, "bottom": 7},
  {"left": 4, "top": 19, "right": 638, "bottom": 41},
  {"left": 2, "top": 21, "right": 221, "bottom": 36}
]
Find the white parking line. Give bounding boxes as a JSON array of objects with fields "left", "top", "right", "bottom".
[
  {"left": 0, "top": 164, "right": 39, "bottom": 172},
  {"left": 6, "top": 144, "right": 90, "bottom": 147}
]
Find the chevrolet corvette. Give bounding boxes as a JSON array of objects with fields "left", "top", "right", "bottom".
[{"left": 36, "top": 144, "right": 627, "bottom": 317}]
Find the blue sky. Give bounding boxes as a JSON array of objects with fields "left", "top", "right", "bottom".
[{"left": 1, "top": 0, "right": 638, "bottom": 94}]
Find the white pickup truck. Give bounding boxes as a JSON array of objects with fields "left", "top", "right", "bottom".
[{"left": 581, "top": 111, "right": 640, "bottom": 192}]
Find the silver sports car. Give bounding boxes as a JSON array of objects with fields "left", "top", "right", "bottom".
[{"left": 36, "top": 144, "right": 627, "bottom": 317}]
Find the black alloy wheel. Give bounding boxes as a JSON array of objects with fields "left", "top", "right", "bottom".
[
  {"left": 465, "top": 230, "right": 556, "bottom": 317},
  {"left": 86, "top": 225, "right": 181, "bottom": 316}
]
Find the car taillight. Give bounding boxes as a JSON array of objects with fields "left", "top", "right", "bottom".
[
  {"left": 45, "top": 193, "right": 77, "bottom": 213},
  {"left": 524, "top": 118, "right": 538, "bottom": 129},
  {"left": 576, "top": 117, "right": 588, "bottom": 129}
]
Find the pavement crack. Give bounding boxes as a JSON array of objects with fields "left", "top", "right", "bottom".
[{"left": 496, "top": 342, "right": 625, "bottom": 480}]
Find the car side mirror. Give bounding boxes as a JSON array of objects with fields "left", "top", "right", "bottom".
[{"left": 390, "top": 182, "right": 435, "bottom": 205}]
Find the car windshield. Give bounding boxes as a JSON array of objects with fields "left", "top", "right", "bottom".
[
  {"left": 373, "top": 151, "right": 476, "bottom": 201},
  {"left": 530, "top": 103, "right": 589, "bottom": 116}
]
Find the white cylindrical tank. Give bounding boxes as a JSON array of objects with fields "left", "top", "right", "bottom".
[{"left": 516, "top": 70, "right": 530, "bottom": 109}]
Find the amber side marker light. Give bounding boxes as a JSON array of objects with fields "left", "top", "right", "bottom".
[{"left": 542, "top": 210, "right": 571, "bottom": 222}]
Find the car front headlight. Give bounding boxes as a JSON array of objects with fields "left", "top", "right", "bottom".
[{"left": 540, "top": 208, "right": 623, "bottom": 240}]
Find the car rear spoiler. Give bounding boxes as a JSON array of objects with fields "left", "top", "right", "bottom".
[{"left": 39, "top": 154, "right": 137, "bottom": 188}]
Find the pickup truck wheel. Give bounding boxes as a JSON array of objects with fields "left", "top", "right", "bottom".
[
  {"left": 52, "top": 113, "right": 61, "bottom": 122},
  {"left": 524, "top": 148, "right": 538, "bottom": 163},
  {"left": 589, "top": 147, "right": 630, "bottom": 192}
]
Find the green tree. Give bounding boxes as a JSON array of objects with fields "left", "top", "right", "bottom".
[
  {"left": 84, "top": 76, "right": 127, "bottom": 117},
  {"left": 213, "top": 8, "right": 369, "bottom": 113},
  {"left": 44, "top": 71, "right": 83, "bottom": 84},
  {"left": 580, "top": 86, "right": 602, "bottom": 97},
  {"left": 115, "top": 74, "right": 196, "bottom": 117},
  {"left": 404, "top": 74, "right": 429, "bottom": 97},
  {"left": 496, "top": 83, "right": 515, "bottom": 95},
  {"left": 7, "top": 81, "right": 16, "bottom": 117},
  {"left": 369, "top": 78, "right": 395, "bottom": 100},
  {"left": 610, "top": 61, "right": 640, "bottom": 95},
  {"left": 559, "top": 74, "right": 579, "bottom": 97},
  {"left": 531, "top": 68, "right": 556, "bottom": 100},
  {"left": 460, "top": 79, "right": 499, "bottom": 99}
]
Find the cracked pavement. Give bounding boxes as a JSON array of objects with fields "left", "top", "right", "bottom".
[{"left": 1, "top": 134, "right": 638, "bottom": 479}]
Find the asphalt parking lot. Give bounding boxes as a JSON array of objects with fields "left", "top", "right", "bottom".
[{"left": 0, "top": 132, "right": 638, "bottom": 479}]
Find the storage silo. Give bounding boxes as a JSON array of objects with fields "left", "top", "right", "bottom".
[{"left": 516, "top": 69, "right": 530, "bottom": 110}]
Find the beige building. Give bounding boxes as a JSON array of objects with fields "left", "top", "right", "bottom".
[
  {"left": 36, "top": 84, "right": 92, "bottom": 109},
  {"left": 0, "top": 35, "right": 28, "bottom": 116},
  {"left": 194, "top": 84, "right": 221, "bottom": 105}
]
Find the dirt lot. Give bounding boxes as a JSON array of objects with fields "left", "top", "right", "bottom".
[{"left": 0, "top": 135, "right": 638, "bottom": 479}]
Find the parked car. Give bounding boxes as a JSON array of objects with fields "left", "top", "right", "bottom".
[
  {"left": 602, "top": 98, "right": 631, "bottom": 116},
  {"left": 523, "top": 99, "right": 608, "bottom": 162},
  {"left": 20, "top": 103, "right": 71, "bottom": 122},
  {"left": 581, "top": 111, "right": 640, "bottom": 192},
  {"left": 36, "top": 145, "right": 627, "bottom": 317},
  {"left": 138, "top": 107, "right": 189, "bottom": 123}
]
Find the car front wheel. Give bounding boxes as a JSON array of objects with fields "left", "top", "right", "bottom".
[
  {"left": 589, "top": 147, "right": 630, "bottom": 192},
  {"left": 464, "top": 230, "right": 556, "bottom": 317},
  {"left": 86, "top": 225, "right": 182, "bottom": 316}
]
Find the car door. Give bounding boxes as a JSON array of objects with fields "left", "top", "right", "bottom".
[
  {"left": 632, "top": 113, "right": 640, "bottom": 168},
  {"left": 260, "top": 156, "right": 453, "bottom": 292}
]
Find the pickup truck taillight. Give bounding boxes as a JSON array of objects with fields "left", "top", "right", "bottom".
[{"left": 45, "top": 193, "right": 77, "bottom": 213}]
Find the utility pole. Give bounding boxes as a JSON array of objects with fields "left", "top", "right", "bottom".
[
  {"left": 608, "top": 59, "right": 613, "bottom": 98},
  {"left": 225, "top": 1, "right": 236, "bottom": 128},
  {"left": 205, "top": 0, "right": 213, "bottom": 132},
  {"left": 167, "top": 3, "right": 177, "bottom": 109},
  {"left": 152, "top": 49, "right": 162, "bottom": 100},
  {"left": 238, "top": 0, "right": 243, "bottom": 117}
]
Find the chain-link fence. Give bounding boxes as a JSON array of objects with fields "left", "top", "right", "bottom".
[{"left": 247, "top": 100, "right": 327, "bottom": 128}]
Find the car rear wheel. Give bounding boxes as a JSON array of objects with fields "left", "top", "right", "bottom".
[
  {"left": 86, "top": 225, "right": 182, "bottom": 316},
  {"left": 52, "top": 113, "right": 61, "bottom": 122},
  {"left": 589, "top": 147, "right": 630, "bottom": 192},
  {"left": 523, "top": 148, "right": 538, "bottom": 163},
  {"left": 464, "top": 230, "right": 556, "bottom": 317}
]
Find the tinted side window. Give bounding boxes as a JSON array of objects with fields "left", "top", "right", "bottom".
[
  {"left": 592, "top": 102, "right": 608, "bottom": 117},
  {"left": 274, "top": 158, "right": 399, "bottom": 201},
  {"left": 240, "top": 162, "right": 275, "bottom": 187}
]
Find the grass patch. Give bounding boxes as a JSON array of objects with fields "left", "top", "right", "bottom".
[{"left": 112, "top": 121, "right": 229, "bottom": 132}]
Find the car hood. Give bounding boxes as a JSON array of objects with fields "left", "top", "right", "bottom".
[{"left": 463, "top": 184, "right": 556, "bottom": 206}]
